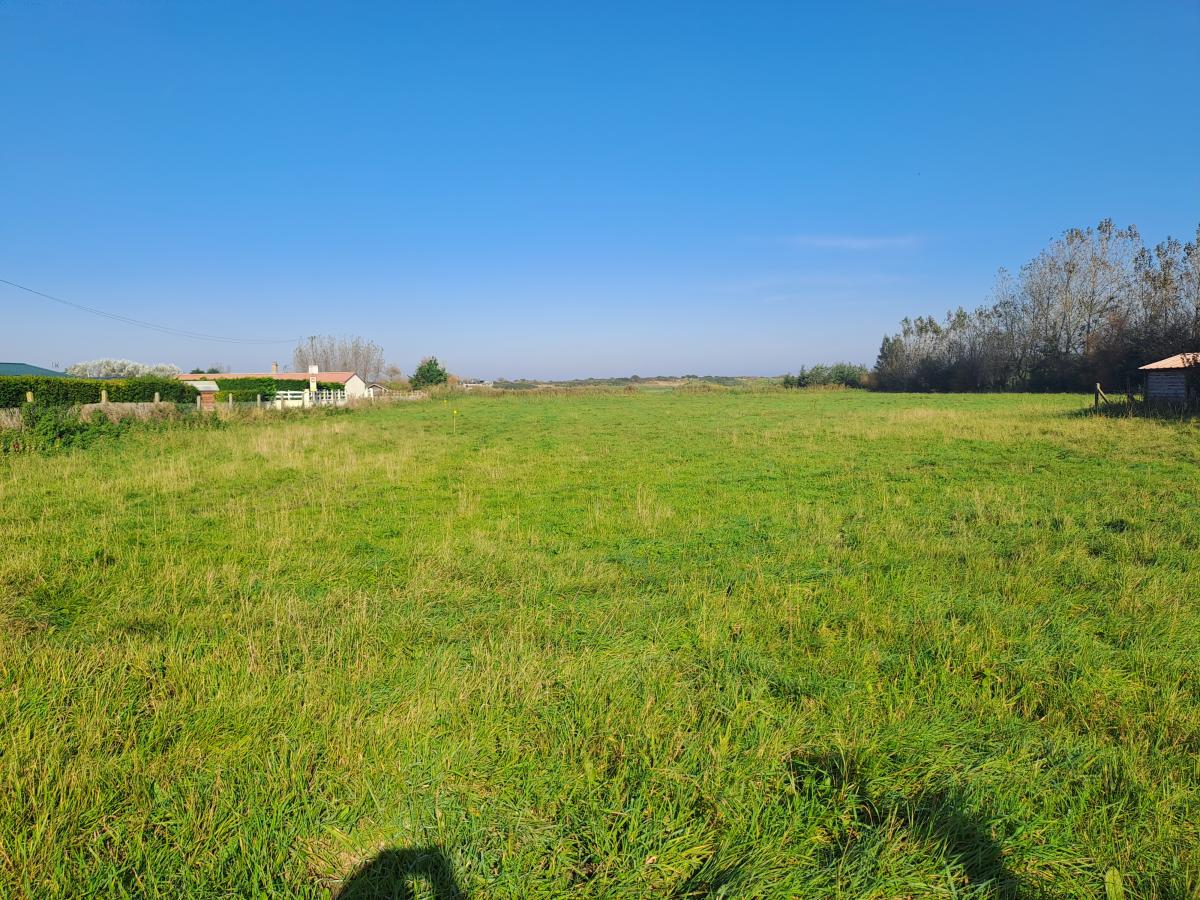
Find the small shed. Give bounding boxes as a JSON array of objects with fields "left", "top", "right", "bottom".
[
  {"left": 189, "top": 380, "right": 220, "bottom": 410},
  {"left": 1139, "top": 353, "right": 1199, "bottom": 404}
]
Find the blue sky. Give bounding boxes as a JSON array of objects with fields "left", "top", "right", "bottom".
[{"left": 3, "top": 1, "right": 1198, "bottom": 379}]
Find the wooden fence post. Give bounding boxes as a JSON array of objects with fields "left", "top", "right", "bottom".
[
  {"left": 153, "top": 392, "right": 160, "bottom": 404},
  {"left": 196, "top": 395, "right": 202, "bottom": 411},
  {"left": 100, "top": 388, "right": 108, "bottom": 404},
  {"left": 256, "top": 394, "right": 262, "bottom": 409},
  {"left": 25, "top": 391, "right": 34, "bottom": 404},
  {"left": 228, "top": 393, "right": 233, "bottom": 408},
  {"left": 1094, "top": 383, "right": 1101, "bottom": 409}
]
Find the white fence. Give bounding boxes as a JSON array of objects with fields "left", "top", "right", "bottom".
[{"left": 272, "top": 389, "right": 347, "bottom": 408}]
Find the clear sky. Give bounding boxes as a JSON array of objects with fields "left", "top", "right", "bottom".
[{"left": 3, "top": 1, "right": 1198, "bottom": 379}]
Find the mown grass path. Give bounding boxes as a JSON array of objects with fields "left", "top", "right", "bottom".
[{"left": 2, "top": 391, "right": 1198, "bottom": 897}]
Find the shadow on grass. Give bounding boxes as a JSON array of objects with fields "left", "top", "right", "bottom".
[
  {"left": 670, "top": 859, "right": 745, "bottom": 897},
  {"left": 903, "top": 788, "right": 1020, "bottom": 897},
  {"left": 1069, "top": 401, "right": 1198, "bottom": 421},
  {"left": 788, "top": 752, "right": 1024, "bottom": 898},
  {"left": 337, "top": 846, "right": 466, "bottom": 900}
]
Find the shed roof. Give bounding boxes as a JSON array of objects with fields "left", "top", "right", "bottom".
[
  {"left": 188, "top": 380, "right": 220, "bottom": 392},
  {"left": 1139, "top": 353, "right": 1200, "bottom": 371},
  {"left": 178, "top": 372, "right": 359, "bottom": 383}
]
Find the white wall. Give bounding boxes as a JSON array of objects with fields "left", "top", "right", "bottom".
[{"left": 344, "top": 374, "right": 367, "bottom": 397}]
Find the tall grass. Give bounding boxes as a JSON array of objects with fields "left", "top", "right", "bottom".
[{"left": 1, "top": 391, "right": 1198, "bottom": 897}]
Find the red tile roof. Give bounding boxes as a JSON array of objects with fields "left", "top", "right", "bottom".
[
  {"left": 178, "top": 372, "right": 358, "bottom": 383},
  {"left": 1139, "top": 353, "right": 1200, "bottom": 371}
]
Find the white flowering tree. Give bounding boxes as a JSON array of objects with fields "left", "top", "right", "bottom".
[{"left": 66, "top": 359, "right": 181, "bottom": 378}]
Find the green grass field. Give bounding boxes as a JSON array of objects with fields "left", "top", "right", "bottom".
[{"left": 3, "top": 390, "right": 1199, "bottom": 898}]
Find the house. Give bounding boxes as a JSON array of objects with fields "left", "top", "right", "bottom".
[
  {"left": 1139, "top": 353, "right": 1199, "bottom": 404},
  {"left": 0, "top": 362, "right": 70, "bottom": 377},
  {"left": 178, "top": 367, "right": 368, "bottom": 397}
]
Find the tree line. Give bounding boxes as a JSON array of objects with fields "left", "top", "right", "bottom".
[{"left": 873, "top": 220, "right": 1200, "bottom": 392}]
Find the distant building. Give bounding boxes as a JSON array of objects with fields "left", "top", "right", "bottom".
[
  {"left": 0, "top": 362, "right": 69, "bottom": 377},
  {"left": 177, "top": 368, "right": 368, "bottom": 397},
  {"left": 1139, "top": 353, "right": 1199, "bottom": 404}
]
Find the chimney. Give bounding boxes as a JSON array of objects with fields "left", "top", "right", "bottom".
[{"left": 271, "top": 361, "right": 278, "bottom": 374}]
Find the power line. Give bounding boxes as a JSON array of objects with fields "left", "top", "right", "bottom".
[{"left": 0, "top": 277, "right": 302, "bottom": 345}]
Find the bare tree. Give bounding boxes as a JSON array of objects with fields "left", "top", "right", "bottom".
[
  {"left": 292, "top": 336, "right": 387, "bottom": 381},
  {"left": 873, "top": 219, "right": 1200, "bottom": 392}
]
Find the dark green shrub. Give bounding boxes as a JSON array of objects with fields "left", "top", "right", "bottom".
[
  {"left": 210, "top": 378, "right": 347, "bottom": 401},
  {"left": 782, "top": 364, "right": 869, "bottom": 388},
  {"left": 108, "top": 376, "right": 198, "bottom": 403},
  {"left": 0, "top": 376, "right": 97, "bottom": 407},
  {"left": 214, "top": 377, "right": 279, "bottom": 396},
  {"left": 411, "top": 357, "right": 449, "bottom": 390},
  {"left": 0, "top": 375, "right": 196, "bottom": 407}
]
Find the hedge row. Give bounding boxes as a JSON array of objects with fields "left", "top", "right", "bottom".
[
  {"left": 212, "top": 378, "right": 346, "bottom": 402},
  {"left": 0, "top": 376, "right": 198, "bottom": 408}
]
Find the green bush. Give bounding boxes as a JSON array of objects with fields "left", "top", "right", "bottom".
[
  {"left": 782, "top": 363, "right": 869, "bottom": 389},
  {"left": 210, "top": 378, "right": 347, "bottom": 402},
  {"left": 0, "top": 399, "right": 236, "bottom": 453},
  {"left": 0, "top": 375, "right": 197, "bottom": 408},
  {"left": 214, "top": 377, "right": 279, "bottom": 396},
  {"left": 108, "top": 376, "right": 198, "bottom": 403},
  {"left": 411, "top": 357, "right": 449, "bottom": 390},
  {"left": 0, "top": 404, "right": 128, "bottom": 452},
  {"left": 0, "top": 376, "right": 97, "bottom": 407}
]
